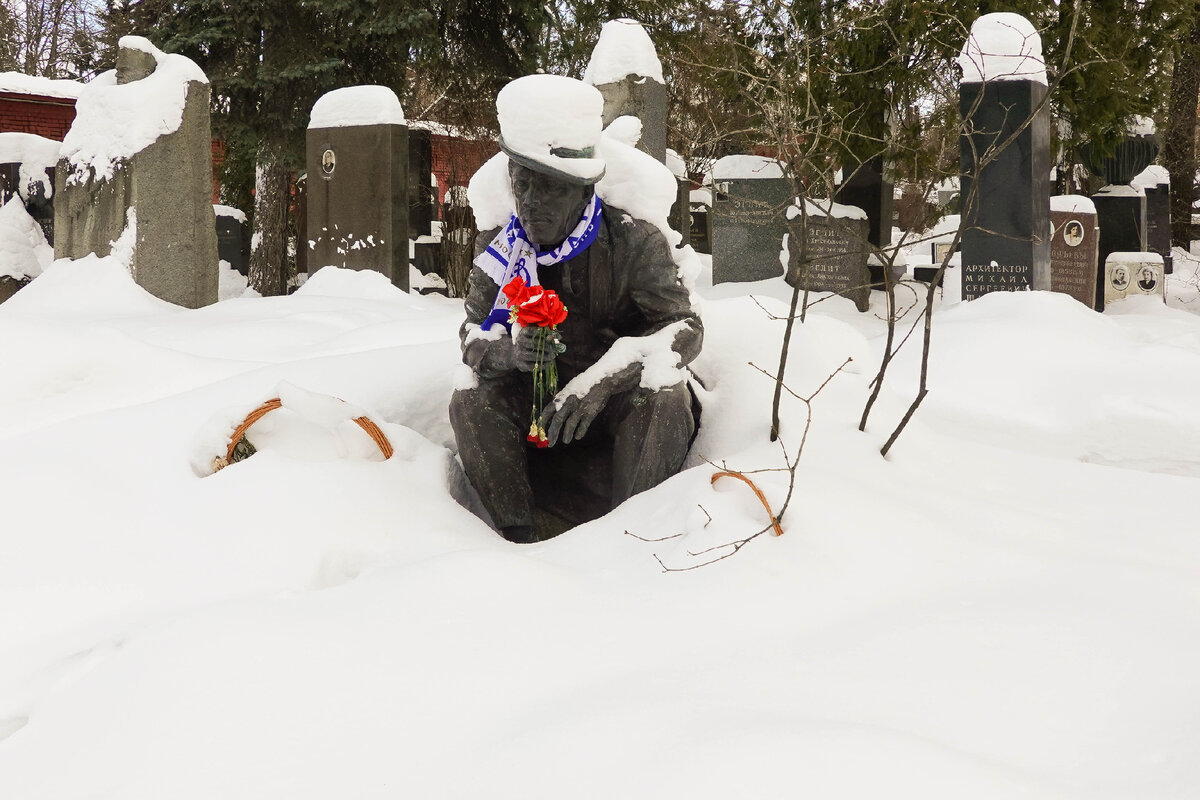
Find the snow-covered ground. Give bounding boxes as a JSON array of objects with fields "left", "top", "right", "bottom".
[{"left": 1, "top": 244, "right": 1199, "bottom": 798}]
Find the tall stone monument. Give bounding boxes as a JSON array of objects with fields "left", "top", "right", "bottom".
[
  {"left": 956, "top": 13, "right": 1051, "bottom": 301},
  {"left": 54, "top": 36, "right": 218, "bottom": 308},
  {"left": 583, "top": 18, "right": 666, "bottom": 164},
  {"left": 710, "top": 155, "right": 791, "bottom": 284},
  {"left": 306, "top": 85, "right": 409, "bottom": 290}
]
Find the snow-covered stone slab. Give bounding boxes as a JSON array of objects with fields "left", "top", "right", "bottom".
[{"left": 53, "top": 36, "right": 217, "bottom": 309}]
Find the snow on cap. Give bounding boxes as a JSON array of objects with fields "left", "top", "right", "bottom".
[
  {"left": 583, "top": 19, "right": 665, "bottom": 86},
  {"left": 309, "top": 85, "right": 405, "bottom": 129},
  {"left": 497, "top": 75, "right": 605, "bottom": 186},
  {"left": 957, "top": 13, "right": 1046, "bottom": 86}
]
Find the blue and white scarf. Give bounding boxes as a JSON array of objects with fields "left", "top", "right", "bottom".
[{"left": 476, "top": 194, "right": 603, "bottom": 331}]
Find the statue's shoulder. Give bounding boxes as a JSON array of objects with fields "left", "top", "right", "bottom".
[
  {"left": 599, "top": 204, "right": 665, "bottom": 249},
  {"left": 473, "top": 227, "right": 501, "bottom": 260}
]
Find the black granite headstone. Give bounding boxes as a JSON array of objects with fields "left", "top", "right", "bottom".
[
  {"left": 835, "top": 156, "right": 894, "bottom": 288},
  {"left": 1143, "top": 180, "right": 1173, "bottom": 275},
  {"left": 214, "top": 209, "right": 249, "bottom": 275},
  {"left": 915, "top": 242, "right": 955, "bottom": 287},
  {"left": 689, "top": 190, "right": 712, "bottom": 255},
  {"left": 785, "top": 208, "right": 871, "bottom": 312},
  {"left": 408, "top": 128, "right": 434, "bottom": 239},
  {"left": 958, "top": 79, "right": 1051, "bottom": 301},
  {"left": 0, "top": 163, "right": 18, "bottom": 205},
  {"left": 711, "top": 174, "right": 791, "bottom": 284},
  {"left": 2, "top": 164, "right": 56, "bottom": 245},
  {"left": 307, "top": 118, "right": 410, "bottom": 289},
  {"left": 1092, "top": 188, "right": 1147, "bottom": 311},
  {"left": 668, "top": 178, "right": 691, "bottom": 250},
  {"left": 25, "top": 167, "right": 55, "bottom": 246}
]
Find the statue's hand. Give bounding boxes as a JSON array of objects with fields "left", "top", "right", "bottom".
[
  {"left": 512, "top": 325, "right": 558, "bottom": 373},
  {"left": 540, "top": 386, "right": 607, "bottom": 446}
]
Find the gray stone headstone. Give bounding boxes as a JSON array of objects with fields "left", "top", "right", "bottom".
[
  {"left": 54, "top": 38, "right": 218, "bottom": 308},
  {"left": 957, "top": 16, "right": 1051, "bottom": 302},
  {"left": 1103, "top": 251, "right": 1164, "bottom": 306},
  {"left": 785, "top": 202, "right": 871, "bottom": 312},
  {"left": 584, "top": 19, "right": 666, "bottom": 163},
  {"left": 710, "top": 157, "right": 791, "bottom": 284},
  {"left": 306, "top": 85, "right": 409, "bottom": 291},
  {"left": 1049, "top": 200, "right": 1098, "bottom": 308}
]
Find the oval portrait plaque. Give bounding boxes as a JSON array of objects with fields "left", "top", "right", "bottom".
[{"left": 321, "top": 148, "right": 336, "bottom": 177}]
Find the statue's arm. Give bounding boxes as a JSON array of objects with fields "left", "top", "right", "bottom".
[
  {"left": 540, "top": 223, "right": 702, "bottom": 446},
  {"left": 628, "top": 226, "right": 703, "bottom": 367},
  {"left": 594, "top": 222, "right": 703, "bottom": 391},
  {"left": 459, "top": 229, "right": 549, "bottom": 378},
  {"left": 459, "top": 230, "right": 514, "bottom": 378}
]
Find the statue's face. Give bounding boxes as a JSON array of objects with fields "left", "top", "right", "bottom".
[{"left": 509, "top": 162, "right": 592, "bottom": 249}]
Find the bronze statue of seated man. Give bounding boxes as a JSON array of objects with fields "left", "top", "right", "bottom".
[{"left": 449, "top": 74, "right": 702, "bottom": 543}]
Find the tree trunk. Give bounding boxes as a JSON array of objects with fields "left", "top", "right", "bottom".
[
  {"left": 248, "top": 142, "right": 290, "bottom": 296},
  {"left": 1163, "top": 5, "right": 1200, "bottom": 248}
]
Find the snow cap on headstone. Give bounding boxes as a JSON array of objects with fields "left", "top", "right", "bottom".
[
  {"left": 957, "top": 13, "right": 1046, "bottom": 86},
  {"left": 60, "top": 36, "right": 209, "bottom": 183},
  {"left": 583, "top": 18, "right": 665, "bottom": 86},
  {"left": 309, "top": 85, "right": 405, "bottom": 130},
  {"left": 497, "top": 75, "right": 606, "bottom": 185}
]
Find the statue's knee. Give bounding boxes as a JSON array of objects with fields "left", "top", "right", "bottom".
[
  {"left": 640, "top": 382, "right": 693, "bottom": 415},
  {"left": 449, "top": 384, "right": 487, "bottom": 427}
]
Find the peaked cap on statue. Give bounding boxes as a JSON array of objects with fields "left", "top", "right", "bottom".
[{"left": 497, "top": 74, "right": 606, "bottom": 185}]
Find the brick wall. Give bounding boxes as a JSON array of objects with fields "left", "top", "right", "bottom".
[
  {"left": 0, "top": 92, "right": 76, "bottom": 141},
  {"left": 430, "top": 133, "right": 498, "bottom": 205}
]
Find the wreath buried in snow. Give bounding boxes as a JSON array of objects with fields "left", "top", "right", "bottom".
[{"left": 192, "top": 382, "right": 393, "bottom": 476}]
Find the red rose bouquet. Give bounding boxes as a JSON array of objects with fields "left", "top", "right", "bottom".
[{"left": 503, "top": 277, "right": 568, "bottom": 447}]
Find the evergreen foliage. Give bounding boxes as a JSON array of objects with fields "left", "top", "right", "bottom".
[{"left": 34, "top": 1, "right": 1200, "bottom": 285}]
